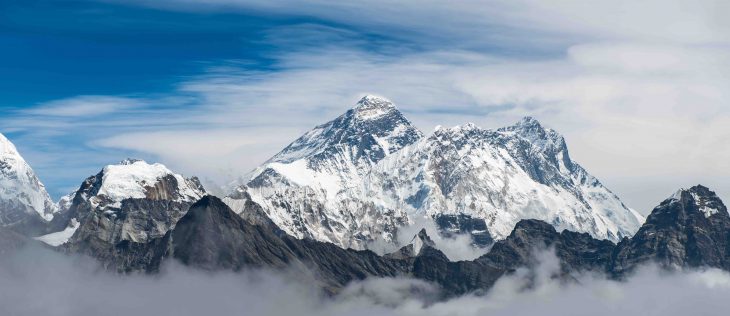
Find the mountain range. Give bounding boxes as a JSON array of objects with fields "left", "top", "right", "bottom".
[
  {"left": 0, "top": 95, "right": 728, "bottom": 298},
  {"left": 227, "top": 95, "right": 643, "bottom": 250}
]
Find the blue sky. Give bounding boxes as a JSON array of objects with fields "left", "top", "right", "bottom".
[{"left": 1, "top": 0, "right": 729, "bottom": 212}]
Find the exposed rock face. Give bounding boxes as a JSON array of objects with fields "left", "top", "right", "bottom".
[
  {"left": 611, "top": 185, "right": 730, "bottom": 274},
  {"left": 175, "top": 186, "right": 730, "bottom": 296},
  {"left": 480, "top": 219, "right": 615, "bottom": 274},
  {"left": 171, "top": 196, "right": 412, "bottom": 293},
  {"left": 18, "top": 184, "right": 728, "bottom": 298},
  {"left": 0, "top": 133, "right": 57, "bottom": 235}
]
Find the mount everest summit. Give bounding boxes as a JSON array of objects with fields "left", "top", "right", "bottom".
[{"left": 227, "top": 95, "right": 644, "bottom": 250}]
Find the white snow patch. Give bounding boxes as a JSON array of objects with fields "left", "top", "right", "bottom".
[
  {"left": 93, "top": 160, "right": 202, "bottom": 207},
  {"left": 34, "top": 219, "right": 79, "bottom": 247},
  {"left": 690, "top": 191, "right": 720, "bottom": 218}
]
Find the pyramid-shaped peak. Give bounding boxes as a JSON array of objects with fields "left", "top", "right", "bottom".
[
  {"left": 517, "top": 116, "right": 542, "bottom": 127},
  {"left": 499, "top": 116, "right": 567, "bottom": 150},
  {"left": 355, "top": 94, "right": 394, "bottom": 108},
  {"left": 500, "top": 116, "right": 549, "bottom": 133},
  {"left": 409, "top": 228, "right": 436, "bottom": 254},
  {"left": 415, "top": 228, "right": 435, "bottom": 243},
  {"left": 352, "top": 95, "right": 397, "bottom": 120}
]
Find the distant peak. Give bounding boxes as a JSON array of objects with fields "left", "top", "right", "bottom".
[
  {"left": 498, "top": 116, "right": 566, "bottom": 150},
  {"left": 409, "top": 228, "right": 436, "bottom": 254},
  {"left": 415, "top": 228, "right": 434, "bottom": 243},
  {"left": 352, "top": 95, "right": 396, "bottom": 120},
  {"left": 518, "top": 116, "right": 541, "bottom": 126},
  {"left": 670, "top": 185, "right": 715, "bottom": 199},
  {"left": 506, "top": 116, "right": 546, "bottom": 132},
  {"left": 668, "top": 185, "right": 726, "bottom": 218},
  {"left": 438, "top": 122, "right": 479, "bottom": 132},
  {"left": 498, "top": 116, "right": 545, "bottom": 133}
]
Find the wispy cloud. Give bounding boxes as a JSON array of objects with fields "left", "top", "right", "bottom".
[
  {"left": 4, "top": 0, "right": 729, "bottom": 212},
  {"left": 22, "top": 96, "right": 144, "bottom": 118}
]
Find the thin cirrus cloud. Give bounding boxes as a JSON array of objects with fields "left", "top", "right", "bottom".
[
  {"left": 9, "top": 0, "right": 730, "bottom": 213},
  {"left": 21, "top": 95, "right": 144, "bottom": 118},
  {"left": 115, "top": 0, "right": 730, "bottom": 45}
]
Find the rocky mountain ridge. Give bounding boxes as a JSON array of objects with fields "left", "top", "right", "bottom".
[{"left": 15, "top": 184, "right": 722, "bottom": 298}]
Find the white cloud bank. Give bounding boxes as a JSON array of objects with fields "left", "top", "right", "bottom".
[{"left": 3, "top": 245, "right": 730, "bottom": 316}]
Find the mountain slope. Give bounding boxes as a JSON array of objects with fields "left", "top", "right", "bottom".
[
  {"left": 229, "top": 95, "right": 422, "bottom": 249},
  {"left": 38, "top": 159, "right": 205, "bottom": 255},
  {"left": 368, "top": 117, "right": 644, "bottom": 242},
  {"left": 0, "top": 133, "right": 57, "bottom": 234}
]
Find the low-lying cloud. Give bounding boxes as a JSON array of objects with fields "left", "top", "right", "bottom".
[{"left": 3, "top": 244, "right": 730, "bottom": 316}]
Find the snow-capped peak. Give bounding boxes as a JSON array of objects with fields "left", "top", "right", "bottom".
[
  {"left": 265, "top": 96, "right": 423, "bottom": 166},
  {"left": 231, "top": 96, "right": 423, "bottom": 249},
  {"left": 119, "top": 158, "right": 143, "bottom": 166},
  {"left": 88, "top": 159, "right": 204, "bottom": 209},
  {"left": 352, "top": 95, "right": 397, "bottom": 120},
  {"left": 499, "top": 116, "right": 566, "bottom": 152},
  {"left": 668, "top": 185, "right": 726, "bottom": 218},
  {"left": 514, "top": 116, "right": 543, "bottom": 128},
  {"left": 0, "top": 133, "right": 56, "bottom": 224}
]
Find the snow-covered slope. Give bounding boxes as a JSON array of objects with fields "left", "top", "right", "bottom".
[
  {"left": 229, "top": 96, "right": 644, "bottom": 250},
  {"left": 0, "top": 133, "right": 56, "bottom": 229},
  {"left": 228, "top": 95, "right": 422, "bottom": 248},
  {"left": 367, "top": 117, "right": 644, "bottom": 242},
  {"left": 84, "top": 158, "right": 204, "bottom": 211},
  {"left": 37, "top": 159, "right": 205, "bottom": 247}
]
